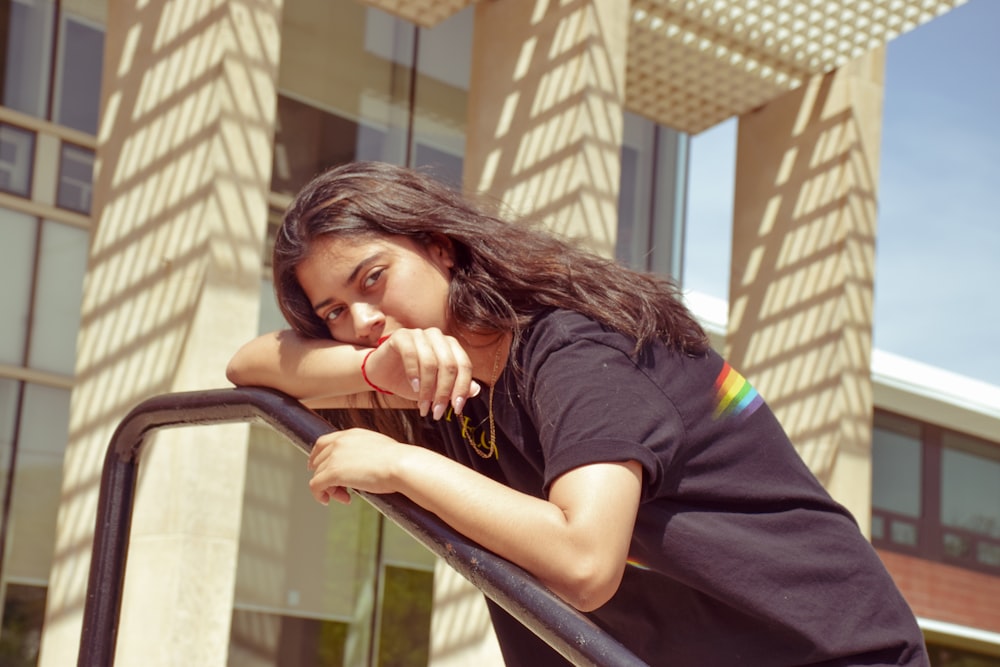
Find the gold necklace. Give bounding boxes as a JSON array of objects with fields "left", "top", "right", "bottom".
[{"left": 464, "top": 342, "right": 501, "bottom": 459}]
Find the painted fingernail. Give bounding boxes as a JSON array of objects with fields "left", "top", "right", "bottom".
[
  {"left": 419, "top": 400, "right": 430, "bottom": 417},
  {"left": 411, "top": 378, "right": 420, "bottom": 393},
  {"left": 432, "top": 403, "right": 445, "bottom": 420},
  {"left": 453, "top": 396, "right": 465, "bottom": 415},
  {"left": 470, "top": 381, "right": 482, "bottom": 398}
]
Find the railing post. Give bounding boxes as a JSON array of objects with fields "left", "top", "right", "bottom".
[{"left": 77, "top": 387, "right": 648, "bottom": 667}]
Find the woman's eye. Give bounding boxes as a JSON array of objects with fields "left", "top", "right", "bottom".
[
  {"left": 363, "top": 268, "right": 385, "bottom": 289},
  {"left": 324, "top": 306, "right": 345, "bottom": 322}
]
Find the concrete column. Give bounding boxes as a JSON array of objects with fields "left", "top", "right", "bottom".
[
  {"left": 727, "top": 49, "right": 886, "bottom": 532},
  {"left": 429, "top": 1, "right": 631, "bottom": 663},
  {"left": 39, "top": 1, "right": 282, "bottom": 665},
  {"left": 462, "top": 0, "right": 630, "bottom": 257}
]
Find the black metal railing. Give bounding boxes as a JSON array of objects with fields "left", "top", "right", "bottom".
[{"left": 78, "top": 387, "right": 647, "bottom": 667}]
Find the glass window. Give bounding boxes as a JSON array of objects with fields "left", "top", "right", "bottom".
[
  {"left": 413, "top": 142, "right": 462, "bottom": 188},
  {"left": 56, "top": 143, "right": 95, "bottom": 214},
  {"left": 616, "top": 112, "right": 688, "bottom": 279},
  {"left": 0, "top": 583, "right": 47, "bottom": 667},
  {"left": 271, "top": 95, "right": 366, "bottom": 197},
  {"left": 5, "top": 383, "right": 70, "bottom": 581},
  {"left": 229, "top": 608, "right": 349, "bottom": 667},
  {"left": 871, "top": 413, "right": 923, "bottom": 548},
  {"left": 377, "top": 566, "right": 433, "bottom": 667},
  {"left": 872, "top": 416, "right": 923, "bottom": 518},
  {"left": 409, "top": 8, "right": 470, "bottom": 176},
  {"left": 235, "top": 425, "right": 381, "bottom": 664},
  {"left": 872, "top": 410, "right": 1000, "bottom": 573},
  {"left": 52, "top": 12, "right": 105, "bottom": 134},
  {"left": 0, "top": 377, "right": 19, "bottom": 520},
  {"left": 27, "top": 221, "right": 89, "bottom": 376},
  {"left": 927, "top": 641, "right": 1000, "bottom": 667},
  {"left": 258, "top": 277, "right": 285, "bottom": 335},
  {"left": 941, "top": 431, "right": 1000, "bottom": 569},
  {"left": 2, "top": 0, "right": 56, "bottom": 118},
  {"left": 0, "top": 124, "right": 35, "bottom": 197},
  {"left": 0, "top": 208, "right": 36, "bottom": 365},
  {"left": 941, "top": 446, "right": 1000, "bottom": 537}
]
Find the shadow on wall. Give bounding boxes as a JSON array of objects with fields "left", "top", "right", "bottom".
[
  {"left": 462, "top": 0, "right": 629, "bottom": 258},
  {"left": 728, "top": 51, "right": 884, "bottom": 489},
  {"left": 42, "top": 0, "right": 281, "bottom": 658}
]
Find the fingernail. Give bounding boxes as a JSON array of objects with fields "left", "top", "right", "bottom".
[
  {"left": 470, "top": 381, "right": 482, "bottom": 398},
  {"left": 419, "top": 400, "right": 430, "bottom": 417},
  {"left": 411, "top": 378, "right": 420, "bottom": 393},
  {"left": 432, "top": 403, "right": 445, "bottom": 420},
  {"left": 453, "top": 396, "right": 465, "bottom": 415}
]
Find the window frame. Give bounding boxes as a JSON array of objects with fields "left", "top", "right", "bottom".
[{"left": 872, "top": 410, "right": 1000, "bottom": 575}]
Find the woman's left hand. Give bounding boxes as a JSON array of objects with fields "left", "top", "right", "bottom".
[{"left": 307, "top": 428, "right": 407, "bottom": 505}]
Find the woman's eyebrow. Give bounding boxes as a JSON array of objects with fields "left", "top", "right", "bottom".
[{"left": 344, "top": 253, "right": 381, "bottom": 287}]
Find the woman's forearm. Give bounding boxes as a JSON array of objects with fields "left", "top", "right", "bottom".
[
  {"left": 388, "top": 446, "right": 642, "bottom": 611},
  {"left": 226, "top": 329, "right": 370, "bottom": 402},
  {"left": 228, "top": 328, "right": 482, "bottom": 413}
]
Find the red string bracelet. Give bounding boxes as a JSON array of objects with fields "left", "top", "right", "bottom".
[{"left": 361, "top": 335, "right": 394, "bottom": 395}]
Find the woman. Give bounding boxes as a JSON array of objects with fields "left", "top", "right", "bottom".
[{"left": 227, "top": 161, "right": 928, "bottom": 666}]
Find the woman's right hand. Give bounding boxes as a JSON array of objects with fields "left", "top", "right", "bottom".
[{"left": 362, "top": 328, "right": 481, "bottom": 419}]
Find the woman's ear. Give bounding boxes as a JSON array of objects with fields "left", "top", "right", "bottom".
[{"left": 427, "top": 234, "right": 456, "bottom": 270}]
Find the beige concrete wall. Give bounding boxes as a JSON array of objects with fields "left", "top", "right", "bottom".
[
  {"left": 462, "top": 0, "right": 630, "bottom": 258},
  {"left": 727, "top": 48, "right": 886, "bottom": 532},
  {"left": 429, "top": 1, "right": 630, "bottom": 663},
  {"left": 38, "top": 1, "right": 283, "bottom": 665}
]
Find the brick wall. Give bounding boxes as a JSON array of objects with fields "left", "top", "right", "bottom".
[{"left": 878, "top": 549, "right": 1000, "bottom": 633}]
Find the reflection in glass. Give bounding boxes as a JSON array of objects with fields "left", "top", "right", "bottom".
[
  {"left": 0, "top": 583, "right": 47, "bottom": 667},
  {"left": 271, "top": 96, "right": 368, "bottom": 197},
  {"left": 943, "top": 532, "right": 971, "bottom": 559},
  {"left": 978, "top": 541, "right": 1000, "bottom": 567},
  {"left": 941, "top": 446, "right": 1000, "bottom": 538},
  {"left": 52, "top": 13, "right": 105, "bottom": 134},
  {"left": 258, "top": 278, "right": 285, "bottom": 336},
  {"left": 409, "top": 8, "right": 469, "bottom": 174},
  {"left": 56, "top": 143, "right": 95, "bottom": 214},
  {"left": 27, "top": 221, "right": 89, "bottom": 376},
  {"left": 0, "top": 209, "right": 36, "bottom": 365},
  {"left": 235, "top": 425, "right": 379, "bottom": 663},
  {"left": 0, "top": 124, "right": 36, "bottom": 197},
  {"left": 871, "top": 423, "right": 923, "bottom": 518},
  {"left": 889, "top": 519, "right": 918, "bottom": 547},
  {"left": 616, "top": 113, "right": 688, "bottom": 278},
  {"left": 5, "top": 383, "right": 70, "bottom": 581},
  {"left": 378, "top": 566, "right": 433, "bottom": 667},
  {"left": 229, "top": 607, "right": 349, "bottom": 667},
  {"left": 871, "top": 515, "right": 884, "bottom": 540},
  {"left": 0, "top": 378, "right": 19, "bottom": 523},
  {"left": 413, "top": 142, "right": 462, "bottom": 188},
  {"left": 927, "top": 642, "right": 1000, "bottom": 667},
  {"left": 2, "top": 0, "right": 55, "bottom": 118}
]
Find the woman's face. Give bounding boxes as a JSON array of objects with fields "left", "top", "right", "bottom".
[{"left": 295, "top": 234, "right": 454, "bottom": 345}]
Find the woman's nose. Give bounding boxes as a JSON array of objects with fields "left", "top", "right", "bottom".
[{"left": 350, "top": 302, "right": 384, "bottom": 341}]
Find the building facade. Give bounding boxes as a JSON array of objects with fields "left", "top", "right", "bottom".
[{"left": 0, "top": 0, "right": 996, "bottom": 665}]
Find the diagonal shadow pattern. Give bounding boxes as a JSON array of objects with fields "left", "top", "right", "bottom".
[
  {"left": 463, "top": 0, "right": 630, "bottom": 259},
  {"left": 40, "top": 1, "right": 283, "bottom": 665},
  {"left": 727, "top": 50, "right": 884, "bottom": 513}
]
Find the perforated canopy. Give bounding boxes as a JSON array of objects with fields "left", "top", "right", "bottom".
[{"left": 361, "top": 0, "right": 966, "bottom": 133}]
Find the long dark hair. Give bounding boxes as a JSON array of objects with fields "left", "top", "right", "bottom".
[{"left": 273, "top": 161, "right": 709, "bottom": 357}]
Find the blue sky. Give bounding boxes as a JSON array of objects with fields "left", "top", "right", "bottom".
[{"left": 684, "top": 0, "right": 1000, "bottom": 387}]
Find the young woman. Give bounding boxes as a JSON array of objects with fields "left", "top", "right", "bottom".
[{"left": 227, "top": 161, "right": 928, "bottom": 666}]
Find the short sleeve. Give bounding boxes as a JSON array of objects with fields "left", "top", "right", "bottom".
[{"left": 516, "top": 313, "right": 685, "bottom": 497}]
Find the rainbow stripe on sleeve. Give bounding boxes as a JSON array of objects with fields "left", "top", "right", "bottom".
[
  {"left": 626, "top": 558, "right": 651, "bottom": 571},
  {"left": 712, "top": 362, "right": 764, "bottom": 421}
]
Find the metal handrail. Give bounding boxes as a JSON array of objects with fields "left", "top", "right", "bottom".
[{"left": 78, "top": 387, "right": 647, "bottom": 666}]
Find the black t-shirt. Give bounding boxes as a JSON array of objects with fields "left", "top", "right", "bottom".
[{"left": 429, "top": 310, "right": 928, "bottom": 667}]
